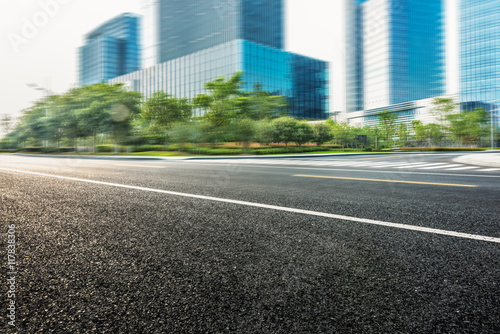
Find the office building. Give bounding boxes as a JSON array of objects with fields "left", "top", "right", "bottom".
[
  {"left": 345, "top": 0, "right": 446, "bottom": 112},
  {"left": 110, "top": 39, "right": 329, "bottom": 119},
  {"left": 157, "top": 0, "right": 283, "bottom": 63},
  {"left": 339, "top": 95, "right": 459, "bottom": 126},
  {"left": 459, "top": 0, "right": 500, "bottom": 114},
  {"left": 79, "top": 13, "right": 141, "bottom": 86},
  {"left": 108, "top": 0, "right": 328, "bottom": 119}
]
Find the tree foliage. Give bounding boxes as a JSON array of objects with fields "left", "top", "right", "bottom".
[
  {"left": 377, "top": 110, "right": 398, "bottom": 143},
  {"left": 142, "top": 91, "right": 192, "bottom": 128},
  {"left": 312, "top": 123, "right": 334, "bottom": 146}
]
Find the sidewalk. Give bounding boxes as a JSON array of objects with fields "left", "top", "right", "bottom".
[{"left": 453, "top": 152, "right": 500, "bottom": 168}]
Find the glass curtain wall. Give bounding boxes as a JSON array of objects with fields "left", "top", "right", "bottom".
[
  {"left": 79, "top": 13, "right": 141, "bottom": 86},
  {"left": 460, "top": 0, "right": 500, "bottom": 113}
]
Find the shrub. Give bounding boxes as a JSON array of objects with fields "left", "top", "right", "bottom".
[
  {"left": 313, "top": 123, "right": 334, "bottom": 146},
  {"left": 23, "top": 147, "right": 43, "bottom": 153},
  {"left": 96, "top": 145, "right": 114, "bottom": 153},
  {"left": 254, "top": 120, "right": 275, "bottom": 146},
  {"left": 133, "top": 145, "right": 166, "bottom": 152}
]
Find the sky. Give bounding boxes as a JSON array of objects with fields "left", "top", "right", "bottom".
[{"left": 0, "top": 0, "right": 457, "bottom": 133}]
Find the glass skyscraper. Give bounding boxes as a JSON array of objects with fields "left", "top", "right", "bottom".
[
  {"left": 157, "top": 0, "right": 283, "bottom": 63},
  {"left": 79, "top": 13, "right": 141, "bottom": 86},
  {"left": 459, "top": 0, "right": 500, "bottom": 113},
  {"left": 107, "top": 0, "right": 328, "bottom": 119},
  {"left": 345, "top": 0, "right": 446, "bottom": 112},
  {"left": 110, "top": 40, "right": 329, "bottom": 119}
]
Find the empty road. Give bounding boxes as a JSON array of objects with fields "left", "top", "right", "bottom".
[{"left": 1, "top": 153, "right": 499, "bottom": 333}]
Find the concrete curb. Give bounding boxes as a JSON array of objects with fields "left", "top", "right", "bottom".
[
  {"left": 12, "top": 153, "right": 170, "bottom": 161},
  {"left": 12, "top": 151, "right": 499, "bottom": 164},
  {"left": 12, "top": 151, "right": 446, "bottom": 161}
]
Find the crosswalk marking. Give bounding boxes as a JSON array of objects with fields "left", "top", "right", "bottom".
[
  {"left": 194, "top": 159, "right": 498, "bottom": 172},
  {"left": 395, "top": 163, "right": 447, "bottom": 169},
  {"left": 418, "top": 164, "right": 462, "bottom": 169},
  {"left": 446, "top": 166, "right": 479, "bottom": 170}
]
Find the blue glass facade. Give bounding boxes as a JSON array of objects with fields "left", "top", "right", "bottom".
[
  {"left": 110, "top": 40, "right": 329, "bottom": 119},
  {"left": 79, "top": 13, "right": 140, "bottom": 86},
  {"left": 157, "top": 0, "right": 283, "bottom": 63},
  {"left": 345, "top": 0, "right": 365, "bottom": 112},
  {"left": 241, "top": 41, "right": 328, "bottom": 119},
  {"left": 345, "top": 0, "right": 445, "bottom": 112},
  {"left": 459, "top": 0, "right": 500, "bottom": 114}
]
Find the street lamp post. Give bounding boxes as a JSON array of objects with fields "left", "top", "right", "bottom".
[{"left": 27, "top": 83, "right": 54, "bottom": 148}]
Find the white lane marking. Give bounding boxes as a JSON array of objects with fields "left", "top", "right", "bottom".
[
  {"left": 182, "top": 162, "right": 500, "bottom": 178},
  {"left": 1, "top": 167, "right": 499, "bottom": 244},
  {"left": 116, "top": 164, "right": 165, "bottom": 169},
  {"left": 394, "top": 163, "right": 445, "bottom": 169},
  {"left": 371, "top": 163, "right": 410, "bottom": 168},
  {"left": 373, "top": 162, "right": 409, "bottom": 166},
  {"left": 481, "top": 168, "right": 500, "bottom": 172},
  {"left": 418, "top": 164, "right": 462, "bottom": 170},
  {"left": 446, "top": 166, "right": 480, "bottom": 170},
  {"left": 309, "top": 161, "right": 341, "bottom": 166}
]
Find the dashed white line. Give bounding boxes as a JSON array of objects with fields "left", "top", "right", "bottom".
[{"left": 1, "top": 167, "right": 499, "bottom": 244}]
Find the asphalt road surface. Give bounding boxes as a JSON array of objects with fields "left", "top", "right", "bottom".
[{"left": 1, "top": 153, "right": 499, "bottom": 333}]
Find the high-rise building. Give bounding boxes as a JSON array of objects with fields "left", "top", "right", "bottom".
[
  {"left": 79, "top": 13, "right": 141, "bottom": 86},
  {"left": 110, "top": 39, "right": 329, "bottom": 119},
  {"left": 108, "top": 0, "right": 328, "bottom": 119},
  {"left": 459, "top": 0, "right": 500, "bottom": 113},
  {"left": 157, "top": 0, "right": 283, "bottom": 63},
  {"left": 345, "top": 0, "right": 446, "bottom": 112}
]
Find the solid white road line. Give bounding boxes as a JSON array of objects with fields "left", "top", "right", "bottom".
[
  {"left": 481, "top": 168, "right": 500, "bottom": 172},
  {"left": 393, "top": 163, "right": 446, "bottom": 169},
  {"left": 1, "top": 167, "right": 499, "bottom": 244},
  {"left": 446, "top": 166, "right": 480, "bottom": 170},
  {"left": 370, "top": 163, "right": 410, "bottom": 168},
  {"left": 418, "top": 164, "right": 462, "bottom": 169}
]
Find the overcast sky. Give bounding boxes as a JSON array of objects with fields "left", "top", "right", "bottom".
[{"left": 0, "top": 0, "right": 456, "bottom": 129}]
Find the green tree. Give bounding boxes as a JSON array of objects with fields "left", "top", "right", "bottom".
[
  {"left": 254, "top": 120, "right": 275, "bottom": 146},
  {"left": 411, "top": 120, "right": 427, "bottom": 145},
  {"left": 294, "top": 122, "right": 314, "bottom": 146},
  {"left": 446, "top": 108, "right": 488, "bottom": 146},
  {"left": 377, "top": 110, "right": 398, "bottom": 144},
  {"left": 167, "top": 121, "right": 200, "bottom": 145},
  {"left": 312, "top": 123, "right": 334, "bottom": 146},
  {"left": 142, "top": 91, "right": 192, "bottom": 134},
  {"left": 77, "top": 84, "right": 141, "bottom": 150},
  {"left": 195, "top": 72, "right": 243, "bottom": 127},
  {"left": 198, "top": 120, "right": 227, "bottom": 147},
  {"left": 327, "top": 120, "right": 356, "bottom": 148},
  {"left": 238, "top": 83, "right": 287, "bottom": 120},
  {"left": 234, "top": 118, "right": 255, "bottom": 149},
  {"left": 432, "top": 97, "right": 457, "bottom": 126},
  {"left": 1, "top": 114, "right": 13, "bottom": 136},
  {"left": 396, "top": 123, "right": 411, "bottom": 147},
  {"left": 272, "top": 117, "right": 298, "bottom": 148},
  {"left": 10, "top": 83, "right": 141, "bottom": 151},
  {"left": 411, "top": 120, "right": 444, "bottom": 146}
]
